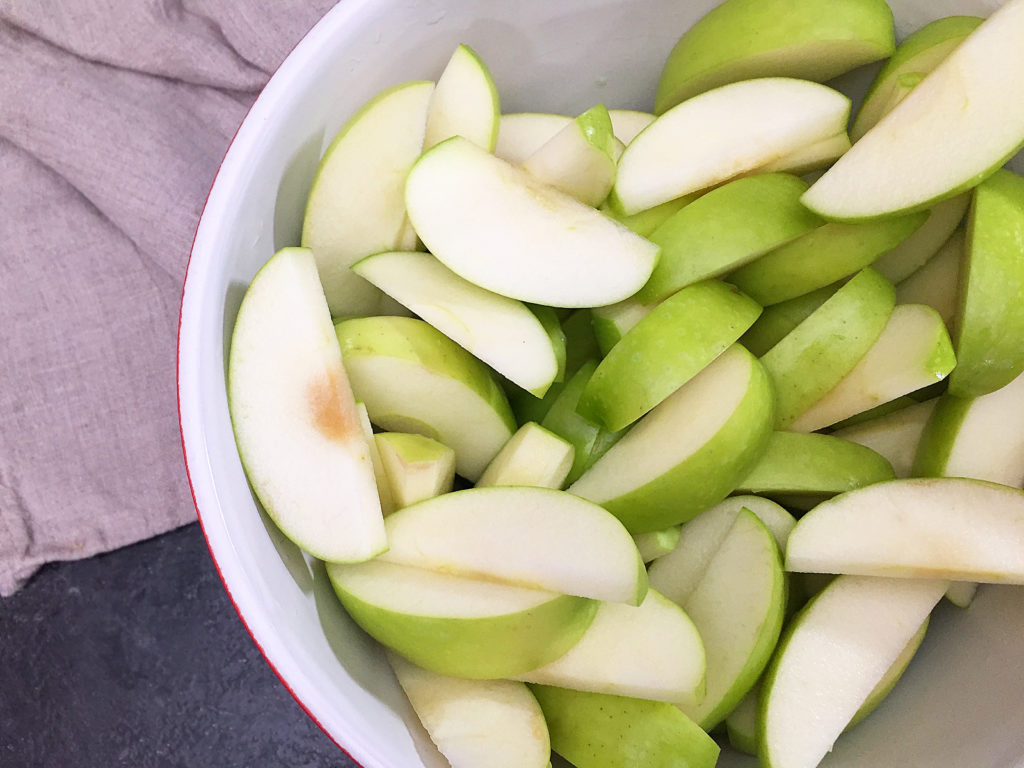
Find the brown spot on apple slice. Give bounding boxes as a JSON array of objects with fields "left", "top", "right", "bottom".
[{"left": 307, "top": 367, "right": 358, "bottom": 442}]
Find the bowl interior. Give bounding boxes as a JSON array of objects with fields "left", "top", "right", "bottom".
[{"left": 178, "top": 1, "right": 1024, "bottom": 766}]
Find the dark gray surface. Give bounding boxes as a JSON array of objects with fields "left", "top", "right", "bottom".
[{"left": 0, "top": 523, "right": 358, "bottom": 768}]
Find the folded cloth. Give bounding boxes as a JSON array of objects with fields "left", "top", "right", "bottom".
[{"left": 0, "top": 0, "right": 335, "bottom": 595}]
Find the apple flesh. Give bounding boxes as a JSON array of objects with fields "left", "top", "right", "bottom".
[
  {"left": 846, "top": 618, "right": 929, "bottom": 731},
  {"left": 633, "top": 526, "right": 682, "bottom": 564},
  {"left": 495, "top": 113, "right": 571, "bottom": 165},
  {"left": 227, "top": 247, "right": 385, "bottom": 562},
  {"left": 607, "top": 109, "right": 654, "bottom": 145},
  {"left": 895, "top": 228, "right": 963, "bottom": 330},
  {"left": 833, "top": 398, "right": 937, "bottom": 479},
  {"left": 374, "top": 432, "right": 456, "bottom": 510},
  {"left": 757, "top": 132, "right": 851, "bottom": 175},
  {"left": 424, "top": 44, "right": 500, "bottom": 151},
  {"left": 872, "top": 194, "right": 969, "bottom": 284},
  {"left": 355, "top": 402, "right": 395, "bottom": 516},
  {"left": 476, "top": 422, "right": 575, "bottom": 490}
]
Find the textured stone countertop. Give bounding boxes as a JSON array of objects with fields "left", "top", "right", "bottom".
[{"left": 0, "top": 524, "right": 358, "bottom": 768}]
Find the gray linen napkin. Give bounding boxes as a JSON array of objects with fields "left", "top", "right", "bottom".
[{"left": 0, "top": 0, "right": 335, "bottom": 595}]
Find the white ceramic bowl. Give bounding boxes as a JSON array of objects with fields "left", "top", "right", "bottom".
[{"left": 178, "top": 1, "right": 1024, "bottom": 766}]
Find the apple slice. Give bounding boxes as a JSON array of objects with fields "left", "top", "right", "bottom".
[
  {"left": 802, "top": 1, "right": 1024, "bottom": 221},
  {"left": 355, "top": 402, "right": 394, "bottom": 516},
  {"left": 736, "top": 432, "right": 895, "bottom": 500},
  {"left": 476, "top": 422, "right": 575, "bottom": 490},
  {"left": 740, "top": 284, "right": 838, "bottom": 357},
  {"left": 607, "top": 109, "right": 654, "bottom": 145},
  {"left": 727, "top": 211, "right": 925, "bottom": 305},
  {"left": 352, "top": 251, "right": 560, "bottom": 396},
  {"left": 914, "top": 372, "right": 1024, "bottom": 488},
  {"left": 846, "top": 617, "right": 929, "bottom": 731},
  {"left": 872, "top": 194, "right": 969, "bottom": 284},
  {"left": 494, "top": 113, "right": 571, "bottom": 164},
  {"left": 531, "top": 686, "right": 720, "bottom": 768},
  {"left": 757, "top": 132, "right": 851, "bottom": 175},
  {"left": 569, "top": 345, "right": 774, "bottom": 533},
  {"left": 335, "top": 316, "right": 515, "bottom": 481},
  {"left": 374, "top": 432, "right": 455, "bottom": 509},
  {"left": 945, "top": 581, "right": 980, "bottom": 608},
  {"left": 515, "top": 589, "right": 706, "bottom": 706},
  {"left": 761, "top": 268, "right": 895, "bottom": 428},
  {"left": 227, "top": 247, "right": 385, "bottom": 562},
  {"left": 578, "top": 280, "right": 762, "bottom": 432},
  {"left": 638, "top": 173, "right": 821, "bottom": 303},
  {"left": 424, "top": 44, "right": 500, "bottom": 151},
  {"left": 406, "top": 136, "right": 658, "bottom": 307},
  {"left": 654, "top": 0, "right": 893, "bottom": 113},
  {"left": 521, "top": 105, "right": 618, "bottom": 207},
  {"left": 613, "top": 78, "right": 850, "bottom": 215},
  {"left": 302, "top": 81, "right": 433, "bottom": 316},
  {"left": 851, "top": 15, "right": 984, "bottom": 141},
  {"left": 788, "top": 303, "right": 956, "bottom": 432},
  {"left": 590, "top": 296, "right": 657, "bottom": 356},
  {"left": 601, "top": 194, "right": 696, "bottom": 238},
  {"left": 388, "top": 653, "right": 549, "bottom": 768},
  {"left": 786, "top": 478, "right": 1024, "bottom": 582},
  {"left": 832, "top": 398, "right": 937, "bottom": 479},
  {"left": 378, "top": 487, "right": 647, "bottom": 605},
  {"left": 327, "top": 559, "right": 596, "bottom": 679},
  {"left": 895, "top": 228, "right": 963, "bottom": 329},
  {"left": 760, "top": 575, "right": 948, "bottom": 768},
  {"left": 633, "top": 526, "right": 682, "bottom": 564},
  {"left": 949, "top": 169, "right": 1024, "bottom": 397}
]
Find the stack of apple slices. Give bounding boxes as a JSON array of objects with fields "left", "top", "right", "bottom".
[{"left": 226, "top": 0, "right": 1024, "bottom": 765}]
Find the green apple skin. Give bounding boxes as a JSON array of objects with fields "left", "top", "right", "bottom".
[
  {"left": 851, "top": 16, "right": 984, "bottom": 141},
  {"left": 737, "top": 432, "right": 895, "bottom": 499},
  {"left": 601, "top": 195, "right": 696, "bottom": 238},
  {"left": 950, "top": 169, "right": 1024, "bottom": 397},
  {"left": 833, "top": 398, "right": 937, "bottom": 479},
  {"left": 846, "top": 617, "right": 929, "bottom": 731},
  {"left": 335, "top": 316, "right": 515, "bottom": 481},
  {"left": 654, "top": 0, "right": 894, "bottom": 113},
  {"left": 639, "top": 173, "right": 821, "bottom": 303},
  {"left": 727, "top": 211, "right": 926, "bottom": 305},
  {"left": 945, "top": 581, "right": 980, "bottom": 608},
  {"left": 424, "top": 44, "right": 500, "bottom": 152},
  {"left": 561, "top": 310, "right": 601, "bottom": 378},
  {"left": 302, "top": 81, "right": 433, "bottom": 317},
  {"left": 590, "top": 296, "right": 658, "bottom": 356},
  {"left": 725, "top": 683, "right": 760, "bottom": 756},
  {"left": 761, "top": 268, "right": 895, "bottom": 428},
  {"left": 740, "top": 283, "right": 838, "bottom": 357},
  {"left": 578, "top": 280, "right": 762, "bottom": 432},
  {"left": 634, "top": 526, "right": 682, "bottom": 563},
  {"left": 328, "top": 560, "right": 597, "bottom": 679},
  {"left": 530, "top": 686, "right": 720, "bottom": 768},
  {"left": 570, "top": 345, "right": 774, "bottom": 534},
  {"left": 873, "top": 194, "right": 970, "bottom": 285}
]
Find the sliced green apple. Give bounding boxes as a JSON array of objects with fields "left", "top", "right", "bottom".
[
  {"left": 851, "top": 15, "right": 984, "bottom": 141},
  {"left": 327, "top": 559, "right": 596, "bottom": 679},
  {"left": 494, "top": 113, "right": 571, "bottom": 165},
  {"left": 802, "top": 2, "right": 1024, "bottom": 221},
  {"left": 757, "top": 131, "right": 851, "bottom": 175},
  {"left": 590, "top": 296, "right": 658, "bottom": 356},
  {"left": 846, "top": 617, "right": 929, "bottom": 731},
  {"left": 352, "top": 251, "right": 560, "bottom": 396},
  {"left": 335, "top": 316, "right": 515, "bottom": 481},
  {"left": 739, "top": 284, "right": 838, "bottom": 357},
  {"left": 531, "top": 686, "right": 720, "bottom": 768},
  {"left": 355, "top": 402, "right": 394, "bottom": 516},
  {"left": 607, "top": 109, "right": 654, "bottom": 145},
  {"left": 578, "top": 281, "right": 761, "bottom": 432},
  {"left": 832, "top": 398, "right": 937, "bottom": 479},
  {"left": 786, "top": 477, "right": 1024, "bottom": 582},
  {"left": 945, "top": 581, "right": 980, "bottom": 609},
  {"left": 725, "top": 682, "right": 760, "bottom": 755},
  {"left": 638, "top": 173, "right": 821, "bottom": 303},
  {"left": 654, "top": 0, "right": 893, "bottom": 113},
  {"left": 406, "top": 136, "right": 658, "bottom": 307},
  {"left": 727, "top": 211, "right": 926, "bottom": 305},
  {"left": 895, "top": 228, "right": 963, "bottom": 329},
  {"left": 302, "top": 81, "right": 433, "bottom": 316},
  {"left": 760, "top": 575, "right": 948, "bottom": 768},
  {"left": 515, "top": 589, "right": 706, "bottom": 706},
  {"left": 613, "top": 78, "right": 850, "bottom": 215},
  {"left": 949, "top": 168, "right": 1024, "bottom": 397},
  {"left": 633, "top": 526, "right": 682, "bottom": 564},
  {"left": 872, "top": 194, "right": 969, "bottom": 284},
  {"left": 424, "top": 44, "right": 500, "bottom": 151},
  {"left": 476, "top": 422, "right": 575, "bottom": 490},
  {"left": 378, "top": 487, "right": 646, "bottom": 605},
  {"left": 227, "top": 247, "right": 385, "bottom": 562},
  {"left": 761, "top": 268, "right": 895, "bottom": 428},
  {"left": 521, "top": 105, "right": 617, "bottom": 207},
  {"left": 601, "top": 194, "right": 696, "bottom": 238},
  {"left": 560, "top": 309, "right": 600, "bottom": 379},
  {"left": 388, "top": 653, "right": 550, "bottom": 768},
  {"left": 373, "top": 432, "right": 455, "bottom": 510},
  {"left": 787, "top": 303, "right": 956, "bottom": 432},
  {"left": 569, "top": 345, "right": 774, "bottom": 533}
]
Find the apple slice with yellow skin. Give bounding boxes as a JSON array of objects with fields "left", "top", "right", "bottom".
[
  {"left": 302, "top": 81, "right": 433, "bottom": 317},
  {"left": 378, "top": 487, "right": 647, "bottom": 605},
  {"left": 612, "top": 78, "right": 850, "bottom": 215},
  {"left": 407, "top": 137, "right": 658, "bottom": 307},
  {"left": 895, "top": 228, "right": 964, "bottom": 330},
  {"left": 569, "top": 345, "right": 773, "bottom": 533},
  {"left": 851, "top": 15, "right": 983, "bottom": 141},
  {"left": 872, "top": 194, "right": 969, "bottom": 284},
  {"left": 803, "top": 1, "right": 1024, "bottom": 221},
  {"left": 374, "top": 432, "right": 455, "bottom": 510},
  {"left": 335, "top": 316, "right": 515, "bottom": 481},
  {"left": 740, "top": 283, "right": 838, "bottom": 357},
  {"left": 424, "top": 44, "right": 500, "bottom": 152},
  {"left": 786, "top": 478, "right": 1024, "bottom": 583},
  {"left": 388, "top": 653, "right": 550, "bottom": 768},
  {"left": 832, "top": 398, "right": 937, "bottom": 479},
  {"left": 227, "top": 247, "right": 385, "bottom": 563},
  {"left": 949, "top": 168, "right": 1024, "bottom": 397},
  {"left": 788, "top": 303, "right": 956, "bottom": 432},
  {"left": 495, "top": 113, "right": 571, "bottom": 165},
  {"left": 654, "top": 0, "right": 893, "bottom": 113},
  {"left": 476, "top": 422, "right": 574, "bottom": 490},
  {"left": 514, "top": 589, "right": 706, "bottom": 707},
  {"left": 328, "top": 559, "right": 596, "bottom": 679}
]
